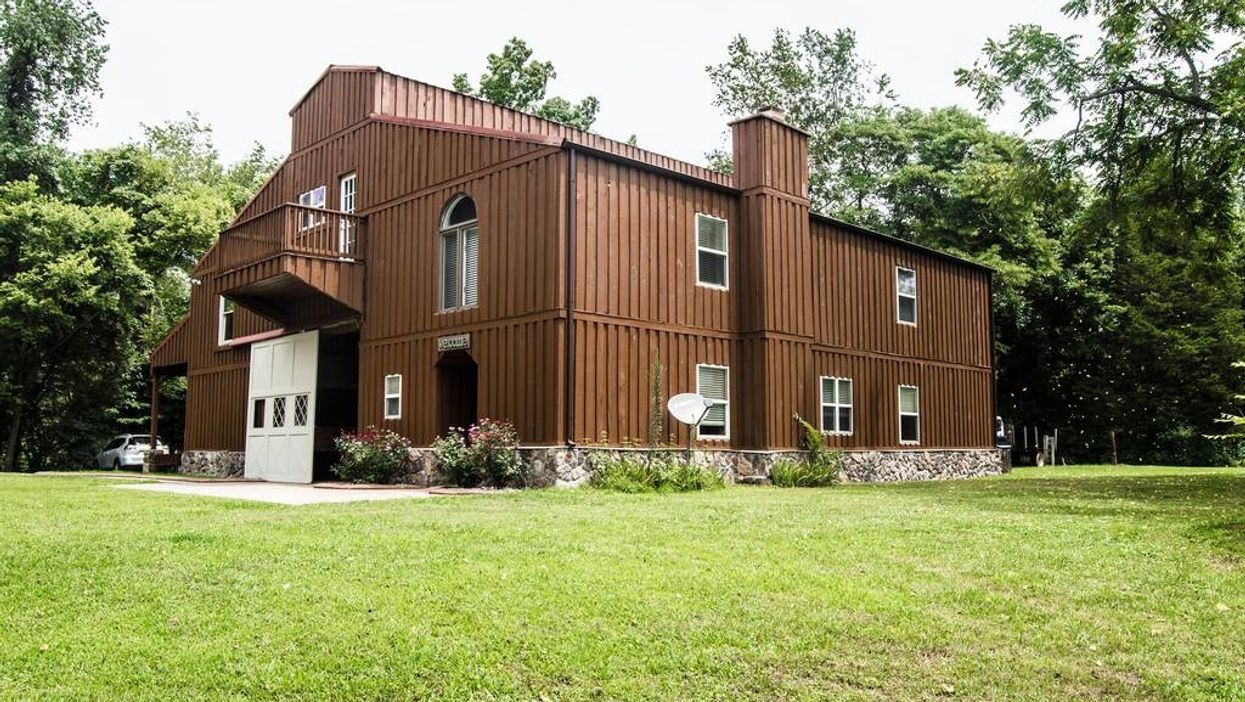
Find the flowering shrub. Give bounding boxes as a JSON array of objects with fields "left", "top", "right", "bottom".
[
  {"left": 332, "top": 427, "right": 412, "bottom": 483},
  {"left": 432, "top": 418, "right": 524, "bottom": 488},
  {"left": 431, "top": 429, "right": 477, "bottom": 486}
]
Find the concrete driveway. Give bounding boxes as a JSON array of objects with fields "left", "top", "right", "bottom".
[{"left": 115, "top": 480, "right": 436, "bottom": 505}]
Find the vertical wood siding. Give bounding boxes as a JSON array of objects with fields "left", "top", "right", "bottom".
[
  {"left": 810, "top": 218, "right": 993, "bottom": 369},
  {"left": 168, "top": 66, "right": 995, "bottom": 455},
  {"left": 289, "top": 69, "right": 375, "bottom": 152}
]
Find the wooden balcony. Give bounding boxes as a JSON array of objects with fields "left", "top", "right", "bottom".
[{"left": 205, "top": 204, "right": 367, "bottom": 328}]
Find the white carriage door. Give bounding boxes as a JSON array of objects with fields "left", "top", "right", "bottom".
[{"left": 245, "top": 330, "right": 319, "bottom": 483}]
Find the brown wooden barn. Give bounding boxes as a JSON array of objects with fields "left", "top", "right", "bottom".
[{"left": 149, "top": 65, "right": 1003, "bottom": 484}]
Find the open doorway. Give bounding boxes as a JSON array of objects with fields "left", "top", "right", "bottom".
[
  {"left": 437, "top": 351, "right": 478, "bottom": 434},
  {"left": 313, "top": 329, "right": 359, "bottom": 481}
]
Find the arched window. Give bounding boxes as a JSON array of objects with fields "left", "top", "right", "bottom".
[{"left": 440, "top": 195, "right": 479, "bottom": 310}]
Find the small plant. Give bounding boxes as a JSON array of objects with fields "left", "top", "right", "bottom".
[
  {"left": 587, "top": 451, "right": 725, "bottom": 493},
  {"left": 332, "top": 427, "right": 412, "bottom": 483},
  {"left": 770, "top": 414, "right": 843, "bottom": 487},
  {"left": 433, "top": 418, "right": 525, "bottom": 488}
]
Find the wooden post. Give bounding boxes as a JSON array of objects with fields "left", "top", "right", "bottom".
[
  {"left": 147, "top": 374, "right": 159, "bottom": 474},
  {"left": 1110, "top": 430, "right": 1118, "bottom": 465}
]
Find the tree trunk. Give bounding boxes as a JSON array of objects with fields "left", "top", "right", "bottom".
[{"left": 4, "top": 402, "right": 23, "bottom": 472}]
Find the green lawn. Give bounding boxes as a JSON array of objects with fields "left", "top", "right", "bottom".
[{"left": 1, "top": 467, "right": 1242, "bottom": 701}]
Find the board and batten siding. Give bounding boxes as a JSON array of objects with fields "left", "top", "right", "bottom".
[
  {"left": 356, "top": 149, "right": 565, "bottom": 444},
  {"left": 165, "top": 65, "right": 996, "bottom": 456},
  {"left": 567, "top": 150, "right": 993, "bottom": 450}
]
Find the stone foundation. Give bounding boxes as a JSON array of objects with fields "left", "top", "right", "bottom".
[
  {"left": 178, "top": 450, "right": 245, "bottom": 479},
  {"left": 405, "top": 445, "right": 1007, "bottom": 488},
  {"left": 185, "top": 446, "right": 1006, "bottom": 487},
  {"left": 839, "top": 449, "right": 1007, "bottom": 482}
]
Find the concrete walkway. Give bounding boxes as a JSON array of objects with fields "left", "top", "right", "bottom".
[{"left": 115, "top": 481, "right": 436, "bottom": 505}]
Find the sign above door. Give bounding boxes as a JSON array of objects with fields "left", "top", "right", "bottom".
[{"left": 437, "top": 333, "right": 471, "bottom": 352}]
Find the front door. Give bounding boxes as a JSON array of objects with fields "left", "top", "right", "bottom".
[{"left": 245, "top": 330, "right": 318, "bottom": 483}]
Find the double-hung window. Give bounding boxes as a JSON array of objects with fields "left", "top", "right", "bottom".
[
  {"left": 899, "top": 385, "right": 920, "bottom": 444},
  {"left": 440, "top": 195, "right": 479, "bottom": 311},
  {"left": 696, "top": 364, "right": 730, "bottom": 439},
  {"left": 897, "top": 266, "right": 917, "bottom": 325},
  {"left": 695, "top": 213, "right": 728, "bottom": 289},
  {"left": 820, "top": 376, "right": 853, "bottom": 434},
  {"left": 338, "top": 173, "right": 357, "bottom": 255},
  {"left": 218, "top": 296, "right": 235, "bottom": 345},
  {"left": 384, "top": 375, "right": 402, "bottom": 420},
  {"left": 298, "top": 185, "right": 326, "bottom": 230}
]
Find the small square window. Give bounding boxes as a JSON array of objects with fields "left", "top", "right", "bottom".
[
  {"left": 252, "top": 399, "right": 265, "bottom": 429},
  {"left": 298, "top": 186, "right": 326, "bottom": 230}
]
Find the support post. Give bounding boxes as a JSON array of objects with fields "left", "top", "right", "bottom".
[{"left": 147, "top": 374, "right": 159, "bottom": 474}]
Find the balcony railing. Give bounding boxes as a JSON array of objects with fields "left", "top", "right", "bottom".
[{"left": 208, "top": 204, "right": 366, "bottom": 273}]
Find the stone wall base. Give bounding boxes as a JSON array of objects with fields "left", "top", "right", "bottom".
[
  {"left": 400, "top": 445, "right": 1008, "bottom": 488},
  {"left": 174, "top": 446, "right": 1006, "bottom": 486},
  {"left": 178, "top": 450, "right": 245, "bottom": 479}
]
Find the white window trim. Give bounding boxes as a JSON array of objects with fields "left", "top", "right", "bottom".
[
  {"left": 897, "top": 266, "right": 918, "bottom": 326},
  {"left": 338, "top": 173, "right": 357, "bottom": 256},
  {"left": 339, "top": 173, "right": 356, "bottom": 213},
  {"left": 383, "top": 374, "right": 402, "bottom": 420},
  {"left": 298, "top": 185, "right": 326, "bottom": 231},
  {"left": 898, "top": 384, "right": 921, "bottom": 445},
  {"left": 694, "top": 212, "right": 729, "bottom": 291},
  {"left": 439, "top": 196, "right": 479, "bottom": 313},
  {"left": 819, "top": 376, "right": 854, "bottom": 435},
  {"left": 218, "top": 296, "right": 234, "bottom": 346},
  {"left": 695, "top": 363, "right": 730, "bottom": 441}
]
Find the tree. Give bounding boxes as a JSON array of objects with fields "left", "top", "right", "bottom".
[
  {"left": 453, "top": 38, "right": 601, "bottom": 130},
  {"left": 704, "top": 27, "right": 894, "bottom": 205},
  {"left": 957, "top": 0, "right": 1245, "bottom": 463},
  {"left": 0, "top": 180, "right": 150, "bottom": 471},
  {"left": 0, "top": 0, "right": 107, "bottom": 184}
]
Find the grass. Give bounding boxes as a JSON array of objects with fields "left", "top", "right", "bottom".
[{"left": 0, "top": 465, "right": 1242, "bottom": 701}]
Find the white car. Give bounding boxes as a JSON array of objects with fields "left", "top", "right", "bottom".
[{"left": 95, "top": 434, "right": 167, "bottom": 470}]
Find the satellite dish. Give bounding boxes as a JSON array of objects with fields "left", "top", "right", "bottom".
[{"left": 667, "top": 393, "right": 713, "bottom": 426}]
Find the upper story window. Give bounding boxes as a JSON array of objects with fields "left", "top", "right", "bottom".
[
  {"left": 897, "top": 266, "right": 917, "bottom": 325},
  {"left": 899, "top": 385, "right": 920, "bottom": 444},
  {"left": 820, "top": 376, "right": 853, "bottom": 435},
  {"left": 339, "top": 174, "right": 356, "bottom": 213},
  {"left": 695, "top": 213, "right": 728, "bottom": 289},
  {"left": 696, "top": 364, "right": 730, "bottom": 440},
  {"left": 440, "top": 195, "right": 479, "bottom": 311},
  {"left": 298, "top": 185, "right": 326, "bottom": 230},
  {"left": 218, "top": 296, "right": 235, "bottom": 345},
  {"left": 338, "top": 174, "right": 357, "bottom": 255}
]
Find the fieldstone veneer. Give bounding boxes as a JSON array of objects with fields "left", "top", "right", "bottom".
[
  {"left": 178, "top": 450, "right": 245, "bottom": 479},
  {"left": 397, "top": 446, "right": 1008, "bottom": 488},
  {"left": 174, "top": 447, "right": 1006, "bottom": 486}
]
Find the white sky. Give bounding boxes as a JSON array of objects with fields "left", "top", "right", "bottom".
[{"left": 66, "top": 0, "right": 1086, "bottom": 166}]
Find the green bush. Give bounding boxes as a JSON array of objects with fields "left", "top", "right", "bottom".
[
  {"left": 587, "top": 451, "right": 725, "bottom": 493},
  {"left": 332, "top": 427, "right": 412, "bottom": 483},
  {"left": 432, "top": 418, "right": 526, "bottom": 488},
  {"left": 770, "top": 415, "right": 843, "bottom": 487}
]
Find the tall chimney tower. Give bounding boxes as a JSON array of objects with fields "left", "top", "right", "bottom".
[{"left": 729, "top": 107, "right": 814, "bottom": 449}]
